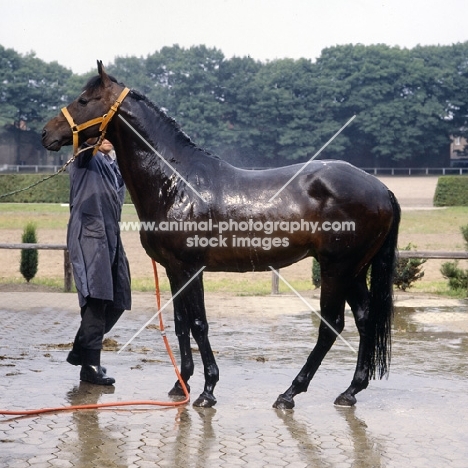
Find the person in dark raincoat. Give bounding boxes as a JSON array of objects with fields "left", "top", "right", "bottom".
[{"left": 66, "top": 139, "right": 131, "bottom": 385}]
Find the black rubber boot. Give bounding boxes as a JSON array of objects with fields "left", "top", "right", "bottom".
[
  {"left": 66, "top": 331, "right": 82, "bottom": 366},
  {"left": 67, "top": 332, "right": 106, "bottom": 372},
  {"left": 80, "top": 349, "right": 115, "bottom": 386}
]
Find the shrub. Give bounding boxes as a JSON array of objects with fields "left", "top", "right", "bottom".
[
  {"left": 394, "top": 244, "right": 426, "bottom": 291},
  {"left": 441, "top": 262, "right": 468, "bottom": 291},
  {"left": 20, "top": 222, "right": 38, "bottom": 282},
  {"left": 441, "top": 224, "right": 468, "bottom": 295},
  {"left": 433, "top": 176, "right": 468, "bottom": 206},
  {"left": 312, "top": 258, "right": 321, "bottom": 288},
  {"left": 311, "top": 243, "right": 427, "bottom": 291}
]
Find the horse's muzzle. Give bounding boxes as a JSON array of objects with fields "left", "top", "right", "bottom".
[{"left": 41, "top": 128, "right": 64, "bottom": 151}]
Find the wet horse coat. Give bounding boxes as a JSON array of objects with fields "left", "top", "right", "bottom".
[{"left": 42, "top": 63, "right": 400, "bottom": 408}]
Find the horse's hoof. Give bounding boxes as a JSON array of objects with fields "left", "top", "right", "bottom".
[
  {"left": 168, "top": 381, "right": 190, "bottom": 397},
  {"left": 193, "top": 392, "right": 217, "bottom": 408},
  {"left": 273, "top": 394, "right": 295, "bottom": 410},
  {"left": 334, "top": 393, "right": 357, "bottom": 407}
]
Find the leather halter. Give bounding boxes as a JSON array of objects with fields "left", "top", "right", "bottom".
[{"left": 61, "top": 87, "right": 130, "bottom": 156}]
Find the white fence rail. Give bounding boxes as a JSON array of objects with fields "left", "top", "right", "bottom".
[
  {"left": 0, "top": 243, "right": 72, "bottom": 291},
  {"left": 1, "top": 245, "right": 467, "bottom": 295},
  {"left": 271, "top": 250, "right": 468, "bottom": 294},
  {"left": 0, "top": 164, "right": 66, "bottom": 173},
  {"left": 1, "top": 165, "right": 468, "bottom": 175},
  {"left": 361, "top": 167, "right": 468, "bottom": 176}
]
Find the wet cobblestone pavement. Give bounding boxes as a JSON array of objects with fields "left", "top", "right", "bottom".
[{"left": 1, "top": 291, "right": 467, "bottom": 467}]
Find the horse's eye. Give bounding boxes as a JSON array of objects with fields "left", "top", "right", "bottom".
[{"left": 78, "top": 98, "right": 88, "bottom": 106}]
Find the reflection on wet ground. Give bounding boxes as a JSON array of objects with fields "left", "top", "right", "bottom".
[{"left": 0, "top": 293, "right": 467, "bottom": 467}]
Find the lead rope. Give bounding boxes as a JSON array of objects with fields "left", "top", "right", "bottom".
[{"left": 0, "top": 259, "right": 190, "bottom": 416}]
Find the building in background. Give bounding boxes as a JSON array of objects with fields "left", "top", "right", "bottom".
[{"left": 450, "top": 135, "right": 468, "bottom": 167}]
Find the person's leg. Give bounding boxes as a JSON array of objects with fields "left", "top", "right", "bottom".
[
  {"left": 78, "top": 298, "right": 115, "bottom": 385},
  {"left": 66, "top": 327, "right": 83, "bottom": 366},
  {"left": 66, "top": 319, "right": 107, "bottom": 373},
  {"left": 104, "top": 306, "right": 125, "bottom": 334}
]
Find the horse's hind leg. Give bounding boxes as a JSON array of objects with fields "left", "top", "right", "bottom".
[
  {"left": 273, "top": 276, "right": 346, "bottom": 409},
  {"left": 335, "top": 274, "right": 371, "bottom": 407}
]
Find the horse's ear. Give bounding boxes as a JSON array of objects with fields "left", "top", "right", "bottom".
[{"left": 97, "top": 60, "right": 112, "bottom": 87}]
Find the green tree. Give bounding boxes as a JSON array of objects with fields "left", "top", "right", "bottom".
[
  {"left": 310, "top": 43, "right": 468, "bottom": 167},
  {"left": 215, "top": 55, "right": 263, "bottom": 165},
  {"left": 107, "top": 56, "right": 153, "bottom": 98},
  {"left": 0, "top": 45, "right": 74, "bottom": 164},
  {"left": 58, "top": 42, "right": 468, "bottom": 169},
  {"left": 239, "top": 58, "right": 320, "bottom": 166},
  {"left": 20, "top": 222, "right": 38, "bottom": 282},
  {"left": 142, "top": 45, "right": 226, "bottom": 149},
  {"left": 0, "top": 45, "right": 73, "bottom": 132}
]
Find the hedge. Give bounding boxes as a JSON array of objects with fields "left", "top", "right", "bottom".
[
  {"left": 433, "top": 176, "right": 468, "bottom": 206},
  {"left": 0, "top": 174, "right": 133, "bottom": 204}
]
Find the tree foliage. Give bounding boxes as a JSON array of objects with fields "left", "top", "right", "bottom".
[
  {"left": 0, "top": 45, "right": 73, "bottom": 132},
  {"left": 394, "top": 244, "right": 426, "bottom": 291},
  {"left": 20, "top": 221, "right": 38, "bottom": 282},
  {"left": 97, "top": 42, "right": 468, "bottom": 167},
  {"left": 312, "top": 243, "right": 427, "bottom": 292},
  {"left": 2, "top": 42, "right": 468, "bottom": 168},
  {"left": 441, "top": 225, "right": 468, "bottom": 295}
]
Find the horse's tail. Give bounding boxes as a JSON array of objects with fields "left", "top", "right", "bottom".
[{"left": 368, "top": 190, "right": 401, "bottom": 380}]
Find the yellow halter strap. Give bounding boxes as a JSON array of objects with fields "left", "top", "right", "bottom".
[{"left": 61, "top": 87, "right": 130, "bottom": 156}]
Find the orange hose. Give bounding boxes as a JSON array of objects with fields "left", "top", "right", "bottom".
[{"left": 0, "top": 259, "right": 190, "bottom": 416}]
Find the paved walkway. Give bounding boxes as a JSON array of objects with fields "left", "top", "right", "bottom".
[{"left": 1, "top": 291, "right": 467, "bottom": 467}]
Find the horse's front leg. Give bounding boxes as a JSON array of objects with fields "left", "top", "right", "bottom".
[{"left": 167, "top": 268, "right": 219, "bottom": 407}]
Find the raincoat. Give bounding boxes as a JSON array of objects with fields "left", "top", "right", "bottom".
[{"left": 67, "top": 146, "right": 131, "bottom": 310}]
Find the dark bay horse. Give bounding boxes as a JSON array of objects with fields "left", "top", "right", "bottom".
[{"left": 42, "top": 62, "right": 400, "bottom": 409}]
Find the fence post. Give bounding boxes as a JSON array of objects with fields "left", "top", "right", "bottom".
[{"left": 271, "top": 268, "right": 279, "bottom": 294}]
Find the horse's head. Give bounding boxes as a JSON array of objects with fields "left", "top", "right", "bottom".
[{"left": 42, "top": 61, "right": 128, "bottom": 153}]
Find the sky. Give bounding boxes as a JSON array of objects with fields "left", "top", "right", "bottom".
[{"left": 1, "top": 0, "right": 467, "bottom": 75}]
